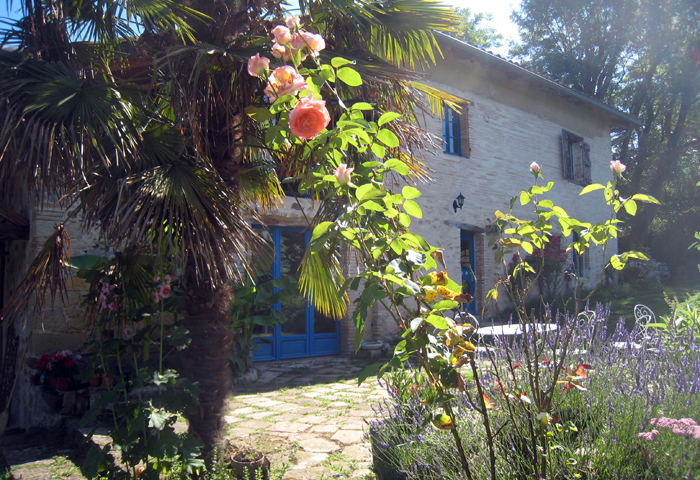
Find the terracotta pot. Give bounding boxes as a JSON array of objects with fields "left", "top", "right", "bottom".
[
  {"left": 230, "top": 452, "right": 270, "bottom": 480},
  {"left": 48, "top": 376, "right": 72, "bottom": 391},
  {"left": 89, "top": 374, "right": 102, "bottom": 387}
]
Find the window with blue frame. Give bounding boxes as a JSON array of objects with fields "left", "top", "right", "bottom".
[
  {"left": 442, "top": 104, "right": 470, "bottom": 157},
  {"left": 252, "top": 226, "right": 339, "bottom": 360}
]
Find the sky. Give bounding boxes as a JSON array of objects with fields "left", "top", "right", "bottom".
[
  {"left": 0, "top": 0, "right": 522, "bottom": 56},
  {"left": 446, "top": 0, "right": 522, "bottom": 56}
]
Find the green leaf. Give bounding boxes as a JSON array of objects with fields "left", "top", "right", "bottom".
[
  {"left": 377, "top": 129, "right": 400, "bottom": 148},
  {"left": 351, "top": 102, "right": 374, "bottom": 111},
  {"left": 410, "top": 317, "right": 424, "bottom": 332},
  {"left": 398, "top": 213, "right": 411, "bottom": 227},
  {"left": 630, "top": 193, "right": 660, "bottom": 204},
  {"left": 521, "top": 241, "right": 533, "bottom": 254},
  {"left": 362, "top": 200, "right": 385, "bottom": 212},
  {"left": 426, "top": 314, "right": 449, "bottom": 330},
  {"left": 385, "top": 158, "right": 409, "bottom": 175},
  {"left": 244, "top": 105, "right": 274, "bottom": 122},
  {"left": 357, "top": 362, "right": 383, "bottom": 386},
  {"left": 378, "top": 112, "right": 402, "bottom": 126},
  {"left": 311, "top": 221, "right": 334, "bottom": 242},
  {"left": 149, "top": 408, "right": 170, "bottom": 431},
  {"left": 403, "top": 200, "right": 423, "bottom": 218},
  {"left": 402, "top": 186, "right": 421, "bottom": 199},
  {"left": 371, "top": 143, "right": 386, "bottom": 158},
  {"left": 580, "top": 183, "right": 605, "bottom": 195},
  {"left": 623, "top": 199, "right": 637, "bottom": 216},
  {"left": 332, "top": 57, "right": 354, "bottom": 68},
  {"left": 519, "top": 191, "right": 531, "bottom": 205},
  {"left": 432, "top": 300, "right": 458, "bottom": 311},
  {"left": 610, "top": 254, "right": 625, "bottom": 270},
  {"left": 337, "top": 67, "right": 363, "bottom": 86}
]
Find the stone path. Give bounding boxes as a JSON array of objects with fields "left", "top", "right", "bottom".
[{"left": 225, "top": 356, "right": 388, "bottom": 479}]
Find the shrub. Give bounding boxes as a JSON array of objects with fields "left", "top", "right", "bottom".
[{"left": 369, "top": 303, "right": 700, "bottom": 480}]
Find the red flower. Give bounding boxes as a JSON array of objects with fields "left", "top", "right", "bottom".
[{"left": 64, "top": 358, "right": 75, "bottom": 368}]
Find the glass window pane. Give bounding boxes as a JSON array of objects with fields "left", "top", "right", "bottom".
[
  {"left": 280, "top": 230, "right": 307, "bottom": 336},
  {"left": 314, "top": 311, "right": 337, "bottom": 334}
]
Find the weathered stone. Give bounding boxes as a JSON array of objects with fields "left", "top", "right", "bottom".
[
  {"left": 296, "top": 415, "right": 327, "bottom": 425},
  {"left": 282, "top": 466, "right": 334, "bottom": 479},
  {"left": 274, "top": 413, "right": 302, "bottom": 422},
  {"left": 223, "top": 416, "right": 242, "bottom": 424},
  {"left": 310, "top": 424, "right": 339, "bottom": 434},
  {"left": 247, "top": 411, "right": 278, "bottom": 420},
  {"left": 235, "top": 420, "right": 272, "bottom": 430},
  {"left": 289, "top": 451, "right": 328, "bottom": 468},
  {"left": 343, "top": 444, "right": 372, "bottom": 462},
  {"left": 227, "top": 427, "right": 255, "bottom": 438},
  {"left": 267, "top": 422, "right": 311, "bottom": 433},
  {"left": 330, "top": 430, "right": 365, "bottom": 445},
  {"left": 230, "top": 407, "right": 256, "bottom": 415},
  {"left": 297, "top": 437, "right": 341, "bottom": 453}
]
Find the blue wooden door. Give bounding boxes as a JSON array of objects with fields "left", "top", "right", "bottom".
[
  {"left": 252, "top": 227, "right": 340, "bottom": 361},
  {"left": 460, "top": 230, "right": 476, "bottom": 315}
]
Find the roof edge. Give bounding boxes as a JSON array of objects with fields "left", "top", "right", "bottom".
[{"left": 433, "top": 32, "right": 642, "bottom": 128}]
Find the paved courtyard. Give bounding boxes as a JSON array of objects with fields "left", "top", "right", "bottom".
[{"left": 225, "top": 356, "right": 388, "bottom": 479}]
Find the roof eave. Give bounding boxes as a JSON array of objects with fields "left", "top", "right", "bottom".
[{"left": 434, "top": 32, "right": 642, "bottom": 129}]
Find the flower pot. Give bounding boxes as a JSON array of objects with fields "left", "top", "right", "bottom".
[
  {"left": 48, "top": 376, "right": 72, "bottom": 391},
  {"left": 229, "top": 451, "right": 270, "bottom": 480},
  {"left": 89, "top": 374, "right": 102, "bottom": 387}
]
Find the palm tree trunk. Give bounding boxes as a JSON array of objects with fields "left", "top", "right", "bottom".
[{"left": 181, "top": 284, "right": 233, "bottom": 458}]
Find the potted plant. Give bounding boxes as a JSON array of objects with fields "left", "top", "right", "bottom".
[
  {"left": 33, "top": 350, "right": 81, "bottom": 391},
  {"left": 228, "top": 446, "right": 270, "bottom": 480}
]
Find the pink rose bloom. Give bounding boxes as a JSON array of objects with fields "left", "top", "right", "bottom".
[
  {"left": 529, "top": 162, "right": 541, "bottom": 175},
  {"left": 291, "top": 31, "right": 325, "bottom": 56},
  {"left": 271, "top": 25, "right": 292, "bottom": 45},
  {"left": 333, "top": 164, "right": 354, "bottom": 185},
  {"left": 264, "top": 66, "right": 308, "bottom": 100},
  {"left": 98, "top": 293, "right": 107, "bottom": 309},
  {"left": 271, "top": 42, "right": 286, "bottom": 59},
  {"left": 108, "top": 302, "right": 116, "bottom": 311},
  {"left": 285, "top": 15, "right": 301, "bottom": 29},
  {"left": 160, "top": 284, "right": 171, "bottom": 299},
  {"left": 610, "top": 160, "right": 626, "bottom": 176},
  {"left": 247, "top": 53, "right": 270, "bottom": 77},
  {"left": 289, "top": 95, "right": 331, "bottom": 140}
]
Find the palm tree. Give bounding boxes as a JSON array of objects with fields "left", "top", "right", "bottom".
[{"left": 0, "top": 0, "right": 458, "bottom": 454}]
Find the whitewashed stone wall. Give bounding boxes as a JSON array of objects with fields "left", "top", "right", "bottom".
[{"left": 361, "top": 46, "right": 622, "bottom": 347}]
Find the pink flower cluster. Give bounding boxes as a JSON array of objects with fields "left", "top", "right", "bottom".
[
  {"left": 153, "top": 274, "right": 172, "bottom": 304},
  {"left": 651, "top": 417, "right": 700, "bottom": 439},
  {"left": 246, "top": 18, "right": 331, "bottom": 141},
  {"left": 271, "top": 16, "right": 325, "bottom": 63},
  {"left": 98, "top": 279, "right": 118, "bottom": 310},
  {"left": 34, "top": 350, "right": 81, "bottom": 372},
  {"left": 639, "top": 417, "right": 700, "bottom": 441}
]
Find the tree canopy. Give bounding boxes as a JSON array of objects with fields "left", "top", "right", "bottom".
[{"left": 511, "top": 0, "right": 700, "bottom": 281}]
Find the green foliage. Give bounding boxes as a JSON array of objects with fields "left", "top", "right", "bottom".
[
  {"left": 511, "top": 0, "right": 700, "bottom": 281},
  {"left": 75, "top": 254, "right": 203, "bottom": 479},
  {"left": 229, "top": 275, "right": 299, "bottom": 375},
  {"left": 444, "top": 7, "right": 503, "bottom": 49}
]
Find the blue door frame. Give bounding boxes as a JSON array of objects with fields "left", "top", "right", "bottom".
[
  {"left": 460, "top": 230, "right": 476, "bottom": 315},
  {"left": 252, "top": 227, "right": 340, "bottom": 362}
]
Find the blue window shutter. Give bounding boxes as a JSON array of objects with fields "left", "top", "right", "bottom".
[{"left": 443, "top": 107, "right": 461, "bottom": 155}]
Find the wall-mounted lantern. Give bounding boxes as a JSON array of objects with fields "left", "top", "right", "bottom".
[{"left": 453, "top": 193, "right": 465, "bottom": 213}]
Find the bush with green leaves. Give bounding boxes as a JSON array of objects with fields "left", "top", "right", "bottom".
[{"left": 74, "top": 251, "right": 204, "bottom": 480}]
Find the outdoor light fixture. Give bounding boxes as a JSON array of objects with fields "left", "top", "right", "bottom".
[{"left": 453, "top": 193, "right": 465, "bottom": 213}]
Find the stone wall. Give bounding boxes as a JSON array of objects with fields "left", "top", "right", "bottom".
[{"left": 342, "top": 47, "right": 623, "bottom": 352}]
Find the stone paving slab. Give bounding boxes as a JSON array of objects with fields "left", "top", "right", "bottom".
[{"left": 225, "top": 356, "right": 385, "bottom": 479}]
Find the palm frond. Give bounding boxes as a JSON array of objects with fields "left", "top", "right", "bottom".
[
  {"left": 299, "top": 240, "right": 348, "bottom": 320},
  {"left": 0, "top": 225, "right": 70, "bottom": 326}
]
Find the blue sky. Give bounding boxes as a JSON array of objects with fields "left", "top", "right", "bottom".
[{"left": 1, "top": 0, "right": 521, "bottom": 55}]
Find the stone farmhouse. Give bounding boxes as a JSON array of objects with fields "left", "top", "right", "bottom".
[{"left": 0, "top": 33, "right": 637, "bottom": 429}]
